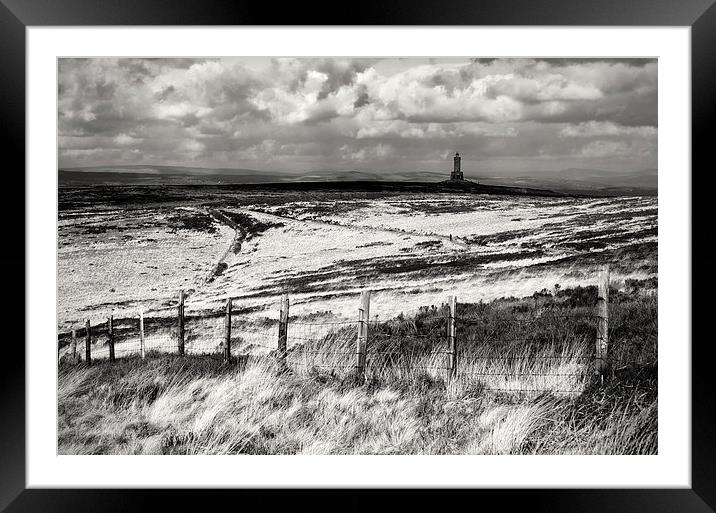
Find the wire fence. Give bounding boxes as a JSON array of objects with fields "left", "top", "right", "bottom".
[{"left": 58, "top": 269, "right": 657, "bottom": 398}]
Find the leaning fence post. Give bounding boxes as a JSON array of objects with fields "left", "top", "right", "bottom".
[
  {"left": 178, "top": 289, "right": 185, "bottom": 355},
  {"left": 447, "top": 296, "right": 457, "bottom": 380},
  {"left": 596, "top": 265, "right": 610, "bottom": 378},
  {"left": 224, "top": 298, "right": 232, "bottom": 361},
  {"left": 355, "top": 291, "right": 371, "bottom": 379},
  {"left": 278, "top": 294, "right": 289, "bottom": 362},
  {"left": 108, "top": 315, "right": 115, "bottom": 362},
  {"left": 84, "top": 319, "right": 92, "bottom": 365},
  {"left": 139, "top": 311, "right": 145, "bottom": 359}
]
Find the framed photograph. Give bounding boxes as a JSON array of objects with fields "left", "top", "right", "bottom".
[{"left": 4, "top": 0, "right": 715, "bottom": 510}]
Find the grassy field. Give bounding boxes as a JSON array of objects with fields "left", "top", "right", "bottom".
[{"left": 58, "top": 283, "right": 657, "bottom": 455}]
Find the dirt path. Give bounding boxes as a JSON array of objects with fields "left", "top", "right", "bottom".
[
  {"left": 243, "top": 208, "right": 469, "bottom": 251},
  {"left": 202, "top": 208, "right": 246, "bottom": 285}
]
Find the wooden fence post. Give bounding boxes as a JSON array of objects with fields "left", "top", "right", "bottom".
[
  {"left": 447, "top": 296, "right": 457, "bottom": 380},
  {"left": 84, "top": 320, "right": 92, "bottom": 365},
  {"left": 108, "top": 315, "right": 115, "bottom": 362},
  {"left": 178, "top": 289, "right": 185, "bottom": 355},
  {"left": 278, "top": 294, "right": 289, "bottom": 362},
  {"left": 71, "top": 330, "right": 77, "bottom": 360},
  {"left": 355, "top": 291, "right": 371, "bottom": 378},
  {"left": 139, "top": 311, "right": 145, "bottom": 359},
  {"left": 224, "top": 298, "right": 232, "bottom": 361},
  {"left": 596, "top": 265, "right": 610, "bottom": 378}
]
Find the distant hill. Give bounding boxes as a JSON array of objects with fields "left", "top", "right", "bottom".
[
  {"left": 475, "top": 168, "right": 657, "bottom": 196},
  {"left": 58, "top": 165, "right": 656, "bottom": 196},
  {"left": 228, "top": 179, "right": 574, "bottom": 198},
  {"left": 59, "top": 166, "right": 292, "bottom": 185},
  {"left": 59, "top": 166, "right": 447, "bottom": 186}
]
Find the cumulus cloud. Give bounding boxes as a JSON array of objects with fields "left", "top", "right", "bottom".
[
  {"left": 575, "top": 139, "right": 655, "bottom": 159},
  {"left": 58, "top": 57, "right": 657, "bottom": 174},
  {"left": 341, "top": 143, "right": 395, "bottom": 161},
  {"left": 578, "top": 140, "right": 631, "bottom": 158},
  {"left": 559, "top": 121, "right": 657, "bottom": 138},
  {"left": 113, "top": 133, "right": 143, "bottom": 146}
]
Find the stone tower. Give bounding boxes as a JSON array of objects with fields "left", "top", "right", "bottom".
[{"left": 451, "top": 152, "right": 464, "bottom": 180}]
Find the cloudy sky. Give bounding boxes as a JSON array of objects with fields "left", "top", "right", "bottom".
[{"left": 58, "top": 57, "right": 657, "bottom": 176}]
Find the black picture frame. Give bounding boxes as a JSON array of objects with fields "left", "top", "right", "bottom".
[{"left": 2, "top": 0, "right": 714, "bottom": 511}]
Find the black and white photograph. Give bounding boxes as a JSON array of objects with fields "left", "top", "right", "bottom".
[{"left": 56, "top": 56, "right": 658, "bottom": 456}]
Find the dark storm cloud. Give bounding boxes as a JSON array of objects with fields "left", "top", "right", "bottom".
[{"left": 58, "top": 57, "right": 657, "bottom": 174}]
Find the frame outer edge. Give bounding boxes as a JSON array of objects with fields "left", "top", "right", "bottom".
[
  {"left": 4, "top": 0, "right": 715, "bottom": 510},
  {"left": 0, "top": 0, "right": 27, "bottom": 512},
  {"left": 0, "top": 0, "right": 715, "bottom": 26},
  {"left": 691, "top": 1, "right": 716, "bottom": 511}
]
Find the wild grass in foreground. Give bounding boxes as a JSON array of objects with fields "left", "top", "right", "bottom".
[
  {"left": 58, "top": 284, "right": 656, "bottom": 455},
  {"left": 57, "top": 354, "right": 656, "bottom": 455},
  {"left": 58, "top": 288, "right": 657, "bottom": 454}
]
